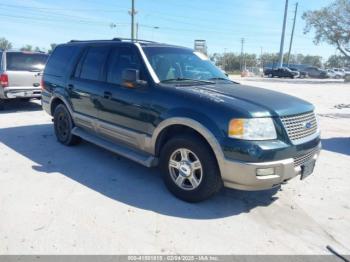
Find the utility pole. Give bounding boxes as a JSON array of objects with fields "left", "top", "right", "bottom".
[
  {"left": 136, "top": 22, "right": 139, "bottom": 41},
  {"left": 278, "top": 0, "right": 289, "bottom": 68},
  {"left": 129, "top": 0, "right": 137, "bottom": 41},
  {"left": 224, "top": 48, "right": 228, "bottom": 71},
  {"left": 287, "top": 2, "right": 298, "bottom": 65},
  {"left": 240, "top": 38, "right": 245, "bottom": 71}
]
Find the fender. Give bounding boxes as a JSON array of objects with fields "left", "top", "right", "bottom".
[
  {"left": 49, "top": 92, "right": 74, "bottom": 117},
  {"left": 145, "top": 117, "right": 226, "bottom": 174}
]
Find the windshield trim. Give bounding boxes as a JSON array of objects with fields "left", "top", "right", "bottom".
[{"left": 136, "top": 43, "right": 160, "bottom": 83}]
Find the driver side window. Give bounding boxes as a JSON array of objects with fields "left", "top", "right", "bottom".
[{"left": 107, "top": 47, "right": 144, "bottom": 85}]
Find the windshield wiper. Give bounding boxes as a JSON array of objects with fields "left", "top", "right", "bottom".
[
  {"left": 207, "top": 77, "right": 239, "bottom": 84},
  {"left": 161, "top": 78, "right": 215, "bottom": 84}
]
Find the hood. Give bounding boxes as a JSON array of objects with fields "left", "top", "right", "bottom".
[{"left": 174, "top": 83, "right": 314, "bottom": 117}]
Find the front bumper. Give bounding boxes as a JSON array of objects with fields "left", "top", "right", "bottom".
[
  {"left": 221, "top": 143, "right": 321, "bottom": 191},
  {"left": 1, "top": 87, "right": 41, "bottom": 99}
]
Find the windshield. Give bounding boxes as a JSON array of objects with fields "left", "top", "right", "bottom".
[
  {"left": 6, "top": 52, "right": 48, "bottom": 71},
  {"left": 142, "top": 47, "right": 228, "bottom": 83}
]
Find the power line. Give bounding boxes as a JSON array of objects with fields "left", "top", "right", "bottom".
[
  {"left": 0, "top": 3, "right": 285, "bottom": 32},
  {"left": 0, "top": 3, "right": 128, "bottom": 13},
  {"left": 0, "top": 3, "right": 300, "bottom": 37}
]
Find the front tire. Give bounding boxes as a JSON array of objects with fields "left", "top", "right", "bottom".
[
  {"left": 53, "top": 104, "right": 81, "bottom": 146},
  {"left": 160, "top": 134, "right": 222, "bottom": 202}
]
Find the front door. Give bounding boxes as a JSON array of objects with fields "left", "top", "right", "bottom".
[{"left": 96, "top": 45, "right": 156, "bottom": 148}]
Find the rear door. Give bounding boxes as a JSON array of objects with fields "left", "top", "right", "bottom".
[
  {"left": 5, "top": 52, "right": 48, "bottom": 88},
  {"left": 68, "top": 45, "right": 111, "bottom": 120},
  {"left": 276, "top": 68, "right": 283, "bottom": 77}
]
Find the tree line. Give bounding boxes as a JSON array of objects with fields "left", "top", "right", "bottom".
[
  {"left": 0, "top": 37, "right": 57, "bottom": 54},
  {"left": 210, "top": 52, "right": 349, "bottom": 72}
]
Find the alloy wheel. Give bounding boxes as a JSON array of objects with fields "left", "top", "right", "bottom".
[{"left": 168, "top": 148, "right": 203, "bottom": 191}]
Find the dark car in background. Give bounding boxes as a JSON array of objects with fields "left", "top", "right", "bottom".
[
  {"left": 0, "top": 50, "right": 48, "bottom": 110},
  {"left": 264, "top": 67, "right": 300, "bottom": 78},
  {"left": 303, "top": 67, "right": 329, "bottom": 79},
  {"left": 288, "top": 67, "right": 308, "bottom": 79},
  {"left": 41, "top": 39, "right": 321, "bottom": 202}
]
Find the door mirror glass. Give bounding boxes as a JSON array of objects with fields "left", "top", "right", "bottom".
[{"left": 121, "top": 69, "right": 147, "bottom": 88}]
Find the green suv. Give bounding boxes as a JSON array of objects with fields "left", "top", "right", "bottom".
[{"left": 42, "top": 39, "right": 321, "bottom": 202}]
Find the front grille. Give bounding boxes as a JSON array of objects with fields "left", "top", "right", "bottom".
[
  {"left": 280, "top": 111, "right": 318, "bottom": 143},
  {"left": 293, "top": 147, "right": 319, "bottom": 167}
]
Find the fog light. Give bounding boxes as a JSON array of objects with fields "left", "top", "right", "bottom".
[{"left": 256, "top": 167, "right": 275, "bottom": 176}]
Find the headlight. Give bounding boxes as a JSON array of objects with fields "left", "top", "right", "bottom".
[{"left": 228, "top": 118, "right": 277, "bottom": 140}]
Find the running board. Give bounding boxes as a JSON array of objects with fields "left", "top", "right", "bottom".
[{"left": 72, "top": 127, "right": 158, "bottom": 168}]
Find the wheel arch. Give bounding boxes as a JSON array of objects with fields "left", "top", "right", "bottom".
[
  {"left": 150, "top": 118, "right": 225, "bottom": 173},
  {"left": 50, "top": 94, "right": 74, "bottom": 117}
]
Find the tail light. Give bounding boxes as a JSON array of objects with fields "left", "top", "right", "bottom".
[
  {"left": 41, "top": 79, "right": 45, "bottom": 90},
  {"left": 0, "top": 73, "right": 9, "bottom": 88}
]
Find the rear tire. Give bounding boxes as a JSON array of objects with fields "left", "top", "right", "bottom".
[
  {"left": 53, "top": 104, "right": 81, "bottom": 146},
  {"left": 160, "top": 134, "right": 222, "bottom": 202}
]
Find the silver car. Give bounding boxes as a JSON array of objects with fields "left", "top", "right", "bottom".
[{"left": 0, "top": 50, "right": 48, "bottom": 109}]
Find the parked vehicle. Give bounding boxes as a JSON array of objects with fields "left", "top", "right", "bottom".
[
  {"left": 42, "top": 39, "right": 321, "bottom": 202},
  {"left": 333, "top": 68, "right": 346, "bottom": 78},
  {"left": 264, "top": 67, "right": 300, "bottom": 78},
  {"left": 288, "top": 67, "right": 308, "bottom": 78},
  {"left": 0, "top": 50, "right": 49, "bottom": 110},
  {"left": 303, "top": 67, "right": 329, "bottom": 79},
  {"left": 326, "top": 69, "right": 343, "bottom": 79},
  {"left": 344, "top": 68, "right": 350, "bottom": 82}
]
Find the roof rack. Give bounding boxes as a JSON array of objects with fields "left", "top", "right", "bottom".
[{"left": 69, "top": 38, "right": 158, "bottom": 44}]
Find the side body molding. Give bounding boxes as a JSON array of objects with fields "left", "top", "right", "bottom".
[{"left": 48, "top": 97, "right": 225, "bottom": 175}]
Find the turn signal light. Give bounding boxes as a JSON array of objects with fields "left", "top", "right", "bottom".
[
  {"left": 228, "top": 119, "right": 244, "bottom": 137},
  {"left": 41, "top": 79, "right": 45, "bottom": 90}
]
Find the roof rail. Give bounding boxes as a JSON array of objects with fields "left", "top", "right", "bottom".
[
  {"left": 112, "top": 38, "right": 157, "bottom": 44},
  {"left": 69, "top": 38, "right": 158, "bottom": 44}
]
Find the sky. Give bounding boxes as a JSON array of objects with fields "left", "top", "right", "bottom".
[{"left": 0, "top": 0, "right": 338, "bottom": 59}]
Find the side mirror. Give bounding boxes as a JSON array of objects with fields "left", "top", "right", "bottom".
[{"left": 121, "top": 69, "right": 147, "bottom": 88}]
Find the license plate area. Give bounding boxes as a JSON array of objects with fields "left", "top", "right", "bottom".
[{"left": 301, "top": 159, "right": 316, "bottom": 180}]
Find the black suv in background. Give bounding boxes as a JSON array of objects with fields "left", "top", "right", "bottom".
[
  {"left": 42, "top": 39, "right": 321, "bottom": 202},
  {"left": 288, "top": 67, "right": 308, "bottom": 78},
  {"left": 264, "top": 67, "right": 300, "bottom": 78}
]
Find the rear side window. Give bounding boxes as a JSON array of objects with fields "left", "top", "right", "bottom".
[
  {"left": 79, "top": 46, "right": 110, "bottom": 81},
  {"left": 6, "top": 52, "right": 48, "bottom": 71},
  {"left": 45, "top": 45, "right": 80, "bottom": 77}
]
